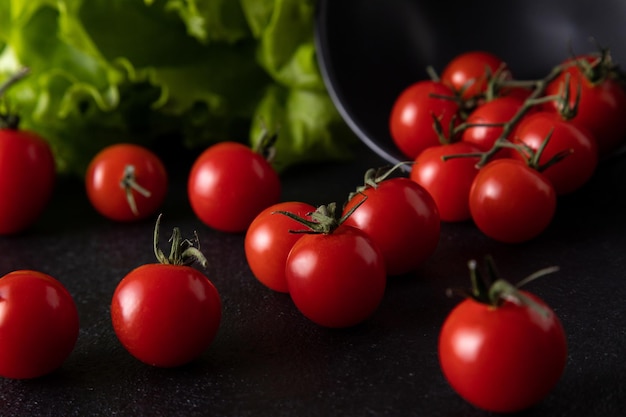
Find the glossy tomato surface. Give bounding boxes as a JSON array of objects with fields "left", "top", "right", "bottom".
[
  {"left": 439, "top": 291, "right": 567, "bottom": 413},
  {"left": 111, "top": 264, "right": 222, "bottom": 368},
  {"left": 285, "top": 225, "right": 386, "bottom": 328},
  {"left": 85, "top": 143, "right": 168, "bottom": 222},
  {"left": 461, "top": 96, "right": 525, "bottom": 152},
  {"left": 469, "top": 159, "right": 556, "bottom": 243},
  {"left": 245, "top": 201, "right": 316, "bottom": 293},
  {"left": 512, "top": 112, "right": 598, "bottom": 195},
  {"left": 545, "top": 56, "right": 626, "bottom": 156},
  {"left": 188, "top": 142, "right": 281, "bottom": 233},
  {"left": 410, "top": 142, "right": 480, "bottom": 222},
  {"left": 440, "top": 51, "right": 508, "bottom": 100},
  {"left": 0, "top": 270, "right": 79, "bottom": 379},
  {"left": 342, "top": 177, "right": 440, "bottom": 275},
  {"left": 0, "top": 128, "right": 55, "bottom": 235},
  {"left": 389, "top": 80, "right": 459, "bottom": 159}
]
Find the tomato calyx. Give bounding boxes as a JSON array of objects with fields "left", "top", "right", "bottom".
[
  {"left": 571, "top": 47, "right": 625, "bottom": 85},
  {"left": 512, "top": 128, "right": 574, "bottom": 172},
  {"left": 121, "top": 165, "right": 153, "bottom": 216},
  {"left": 274, "top": 197, "right": 366, "bottom": 235},
  {"left": 449, "top": 256, "right": 559, "bottom": 317},
  {"left": 0, "top": 67, "right": 30, "bottom": 130},
  {"left": 153, "top": 214, "right": 208, "bottom": 267},
  {"left": 347, "top": 162, "right": 411, "bottom": 201}
]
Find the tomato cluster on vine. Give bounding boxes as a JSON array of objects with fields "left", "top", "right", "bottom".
[
  {"left": 391, "top": 48, "right": 626, "bottom": 243},
  {"left": 245, "top": 164, "right": 441, "bottom": 328}
]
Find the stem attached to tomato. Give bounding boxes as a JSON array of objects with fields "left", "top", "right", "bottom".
[
  {"left": 120, "top": 165, "right": 152, "bottom": 217},
  {"left": 153, "top": 214, "right": 208, "bottom": 267},
  {"left": 448, "top": 255, "right": 559, "bottom": 318},
  {"left": 274, "top": 195, "right": 367, "bottom": 235}
]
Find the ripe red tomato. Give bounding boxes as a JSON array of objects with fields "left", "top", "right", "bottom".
[
  {"left": 410, "top": 142, "right": 481, "bottom": 222},
  {"left": 469, "top": 159, "right": 556, "bottom": 243},
  {"left": 389, "top": 80, "right": 459, "bottom": 159},
  {"left": 545, "top": 55, "right": 626, "bottom": 156},
  {"left": 85, "top": 143, "right": 168, "bottom": 222},
  {"left": 188, "top": 141, "right": 281, "bottom": 233},
  {"left": 245, "top": 201, "right": 316, "bottom": 293},
  {"left": 0, "top": 270, "right": 79, "bottom": 379},
  {"left": 111, "top": 218, "right": 221, "bottom": 367},
  {"left": 285, "top": 224, "right": 386, "bottom": 328},
  {"left": 461, "top": 96, "right": 526, "bottom": 153},
  {"left": 342, "top": 176, "right": 440, "bottom": 275},
  {"left": 512, "top": 111, "right": 598, "bottom": 195},
  {"left": 440, "top": 51, "right": 508, "bottom": 100},
  {"left": 440, "top": 286, "right": 567, "bottom": 413},
  {"left": 0, "top": 128, "right": 55, "bottom": 234}
]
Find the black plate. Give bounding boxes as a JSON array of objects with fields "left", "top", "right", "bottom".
[{"left": 315, "top": 0, "right": 626, "bottom": 165}]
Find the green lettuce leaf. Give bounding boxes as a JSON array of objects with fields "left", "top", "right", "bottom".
[{"left": 0, "top": 0, "right": 355, "bottom": 176}]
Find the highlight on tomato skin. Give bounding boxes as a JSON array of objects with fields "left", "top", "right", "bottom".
[
  {"left": 110, "top": 215, "right": 222, "bottom": 368},
  {"left": 285, "top": 224, "right": 387, "bottom": 328},
  {"left": 244, "top": 201, "right": 317, "bottom": 293},
  {"left": 468, "top": 159, "right": 557, "bottom": 244},
  {"left": 389, "top": 80, "right": 460, "bottom": 160},
  {"left": 187, "top": 141, "right": 281, "bottom": 233},
  {"left": 342, "top": 175, "right": 441, "bottom": 275},
  {"left": 0, "top": 270, "right": 79, "bottom": 380},
  {"left": 438, "top": 257, "right": 568, "bottom": 413},
  {"left": 410, "top": 142, "right": 480, "bottom": 223},
  {"left": 440, "top": 50, "right": 509, "bottom": 100},
  {"left": 85, "top": 143, "right": 168, "bottom": 222}
]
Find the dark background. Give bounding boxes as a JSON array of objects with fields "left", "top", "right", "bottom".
[
  {"left": 0, "top": 138, "right": 625, "bottom": 416},
  {"left": 1, "top": 0, "right": 626, "bottom": 415}
]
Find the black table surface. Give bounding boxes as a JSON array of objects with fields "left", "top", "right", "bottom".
[{"left": 0, "top": 140, "right": 624, "bottom": 417}]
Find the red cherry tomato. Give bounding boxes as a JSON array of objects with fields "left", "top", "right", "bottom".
[
  {"left": 0, "top": 128, "right": 55, "bottom": 234},
  {"left": 0, "top": 270, "right": 79, "bottom": 379},
  {"left": 441, "top": 51, "right": 508, "bottom": 100},
  {"left": 389, "top": 80, "right": 459, "bottom": 159},
  {"left": 469, "top": 159, "right": 556, "bottom": 243},
  {"left": 188, "top": 142, "right": 281, "bottom": 233},
  {"left": 245, "top": 201, "right": 316, "bottom": 293},
  {"left": 285, "top": 224, "right": 386, "bottom": 328},
  {"left": 410, "top": 142, "right": 481, "bottom": 222},
  {"left": 85, "top": 144, "right": 168, "bottom": 222},
  {"left": 461, "top": 96, "right": 526, "bottom": 153},
  {"left": 545, "top": 55, "right": 626, "bottom": 156},
  {"left": 440, "top": 289, "right": 567, "bottom": 413},
  {"left": 342, "top": 176, "right": 440, "bottom": 276},
  {"left": 111, "top": 218, "right": 221, "bottom": 367},
  {"left": 512, "top": 112, "right": 598, "bottom": 195}
]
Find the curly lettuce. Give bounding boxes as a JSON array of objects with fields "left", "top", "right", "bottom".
[{"left": 0, "top": 0, "right": 354, "bottom": 175}]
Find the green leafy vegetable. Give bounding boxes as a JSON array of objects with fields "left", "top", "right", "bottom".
[{"left": 0, "top": 0, "right": 355, "bottom": 175}]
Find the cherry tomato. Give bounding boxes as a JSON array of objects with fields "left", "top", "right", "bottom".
[
  {"left": 111, "top": 217, "right": 221, "bottom": 367},
  {"left": 440, "top": 51, "right": 508, "bottom": 100},
  {"left": 245, "top": 201, "right": 316, "bottom": 293},
  {"left": 0, "top": 270, "right": 79, "bottom": 379},
  {"left": 545, "top": 54, "right": 626, "bottom": 156},
  {"left": 439, "top": 260, "right": 567, "bottom": 413},
  {"left": 85, "top": 143, "right": 168, "bottom": 222},
  {"left": 389, "top": 80, "right": 460, "bottom": 159},
  {"left": 512, "top": 111, "right": 598, "bottom": 195},
  {"left": 285, "top": 221, "right": 386, "bottom": 328},
  {"left": 188, "top": 141, "right": 281, "bottom": 233},
  {"left": 469, "top": 159, "right": 556, "bottom": 243},
  {"left": 0, "top": 128, "right": 55, "bottom": 235},
  {"left": 461, "top": 96, "right": 526, "bottom": 153},
  {"left": 410, "top": 142, "right": 481, "bottom": 222},
  {"left": 342, "top": 175, "right": 440, "bottom": 276}
]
